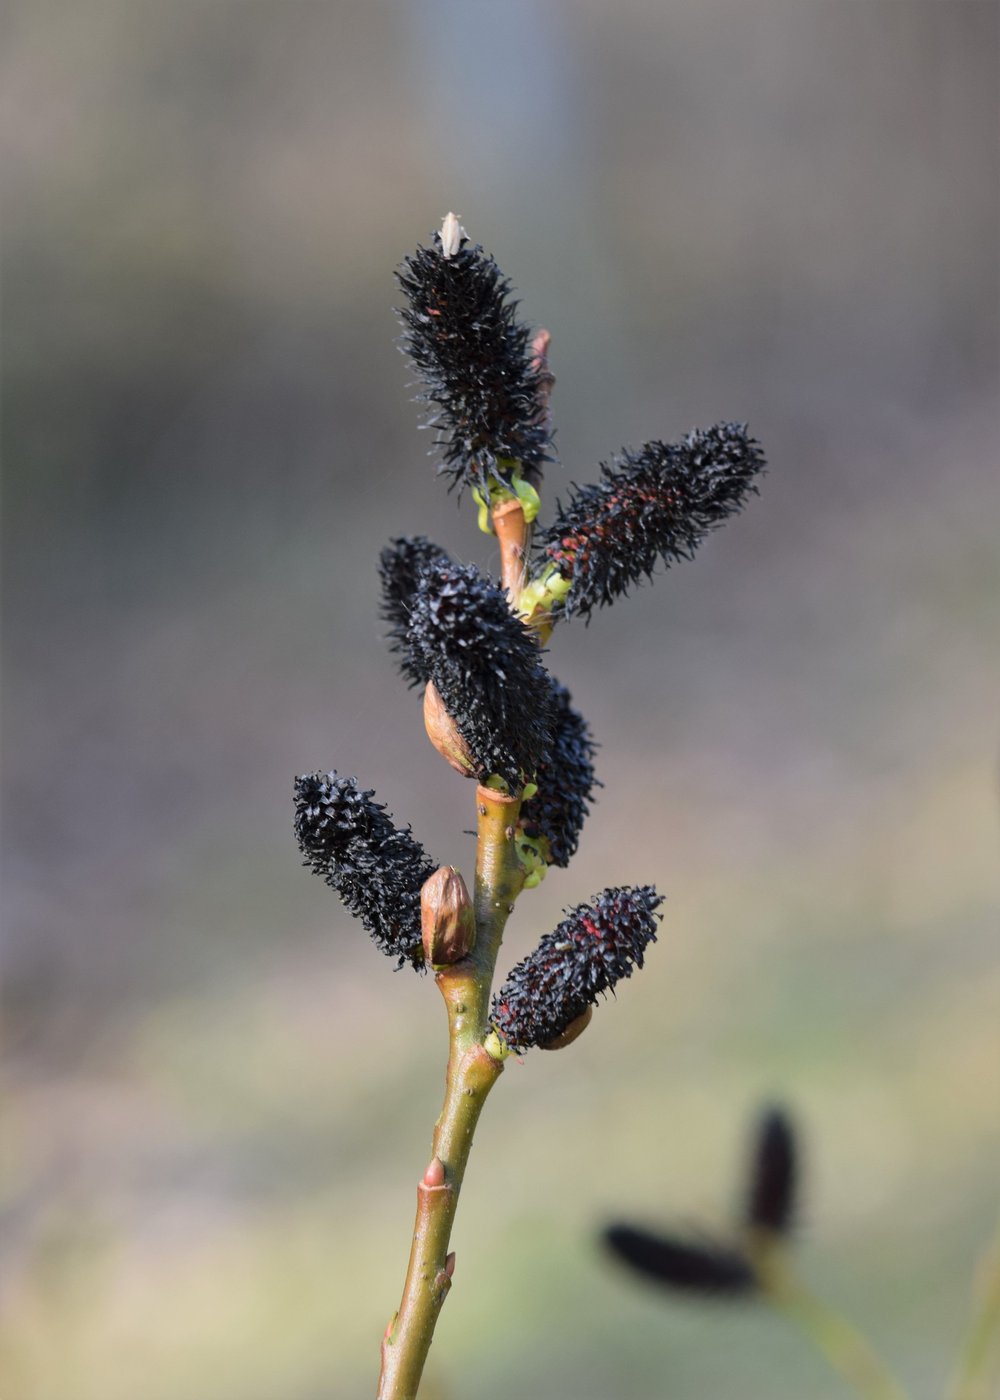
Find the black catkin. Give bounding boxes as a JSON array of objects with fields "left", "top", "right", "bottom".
[
  {"left": 520, "top": 681, "right": 600, "bottom": 867},
  {"left": 294, "top": 771, "right": 435, "bottom": 969},
  {"left": 536, "top": 422, "right": 766, "bottom": 620},
  {"left": 396, "top": 231, "right": 552, "bottom": 493},
  {"left": 408, "top": 560, "right": 554, "bottom": 789},
  {"left": 603, "top": 1225, "right": 756, "bottom": 1297},
  {"left": 379, "top": 536, "right": 454, "bottom": 687},
  {"left": 745, "top": 1106, "right": 798, "bottom": 1237},
  {"left": 491, "top": 885, "right": 662, "bottom": 1051}
]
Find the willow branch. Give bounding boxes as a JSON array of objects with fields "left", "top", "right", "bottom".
[
  {"left": 756, "top": 1249, "right": 909, "bottom": 1400},
  {"left": 377, "top": 785, "right": 523, "bottom": 1400},
  {"left": 947, "top": 1211, "right": 1000, "bottom": 1400}
]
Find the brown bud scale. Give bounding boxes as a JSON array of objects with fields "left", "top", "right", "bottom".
[
  {"left": 421, "top": 866, "right": 476, "bottom": 966},
  {"left": 423, "top": 681, "right": 477, "bottom": 777}
]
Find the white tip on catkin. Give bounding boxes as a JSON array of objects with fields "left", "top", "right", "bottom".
[{"left": 439, "top": 212, "right": 466, "bottom": 259}]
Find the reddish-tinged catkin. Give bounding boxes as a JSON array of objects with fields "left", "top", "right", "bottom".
[
  {"left": 294, "top": 771, "right": 435, "bottom": 969},
  {"left": 536, "top": 422, "right": 765, "bottom": 620},
  {"left": 491, "top": 885, "right": 662, "bottom": 1050},
  {"left": 396, "top": 231, "right": 552, "bottom": 492}
]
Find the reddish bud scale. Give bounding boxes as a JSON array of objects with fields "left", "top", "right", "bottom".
[{"left": 422, "top": 1156, "right": 446, "bottom": 1188}]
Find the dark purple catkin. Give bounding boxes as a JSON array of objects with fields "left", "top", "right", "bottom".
[
  {"left": 408, "top": 560, "right": 554, "bottom": 789},
  {"left": 395, "top": 231, "right": 552, "bottom": 493},
  {"left": 378, "top": 536, "right": 454, "bottom": 688},
  {"left": 490, "top": 885, "right": 662, "bottom": 1051},
  {"left": 294, "top": 771, "right": 435, "bottom": 969},
  {"left": 745, "top": 1106, "right": 798, "bottom": 1237},
  {"left": 520, "top": 681, "right": 600, "bottom": 867},
  {"left": 535, "top": 422, "right": 766, "bottom": 620},
  {"left": 604, "top": 1225, "right": 756, "bottom": 1297}
]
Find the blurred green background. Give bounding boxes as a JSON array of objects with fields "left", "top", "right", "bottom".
[{"left": 3, "top": 2, "right": 998, "bottom": 1397}]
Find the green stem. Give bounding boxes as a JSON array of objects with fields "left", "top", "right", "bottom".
[
  {"left": 947, "top": 1213, "right": 1000, "bottom": 1400},
  {"left": 377, "top": 785, "right": 523, "bottom": 1400},
  {"left": 757, "top": 1248, "right": 909, "bottom": 1400}
]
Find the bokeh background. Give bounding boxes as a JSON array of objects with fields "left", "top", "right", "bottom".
[{"left": 3, "top": 3, "right": 998, "bottom": 1397}]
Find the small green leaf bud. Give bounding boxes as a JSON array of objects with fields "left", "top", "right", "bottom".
[
  {"left": 482, "top": 1029, "right": 511, "bottom": 1062},
  {"left": 514, "top": 829, "right": 549, "bottom": 889}
]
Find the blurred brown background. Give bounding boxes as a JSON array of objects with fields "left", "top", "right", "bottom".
[{"left": 2, "top": 3, "right": 998, "bottom": 1397}]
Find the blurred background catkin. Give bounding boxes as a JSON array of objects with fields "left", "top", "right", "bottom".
[{"left": 2, "top": 3, "right": 998, "bottom": 1398}]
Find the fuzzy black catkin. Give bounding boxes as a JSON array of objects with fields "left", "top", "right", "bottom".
[
  {"left": 408, "top": 560, "right": 554, "bottom": 788},
  {"left": 490, "top": 885, "right": 662, "bottom": 1051},
  {"left": 745, "top": 1106, "right": 798, "bottom": 1236},
  {"left": 396, "top": 232, "right": 552, "bottom": 492},
  {"left": 378, "top": 536, "right": 454, "bottom": 687},
  {"left": 536, "top": 422, "right": 766, "bottom": 619},
  {"left": 604, "top": 1225, "right": 756, "bottom": 1297},
  {"left": 520, "top": 681, "right": 600, "bottom": 867},
  {"left": 294, "top": 771, "right": 435, "bottom": 969}
]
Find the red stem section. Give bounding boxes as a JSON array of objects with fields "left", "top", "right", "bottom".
[{"left": 493, "top": 497, "right": 530, "bottom": 601}]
